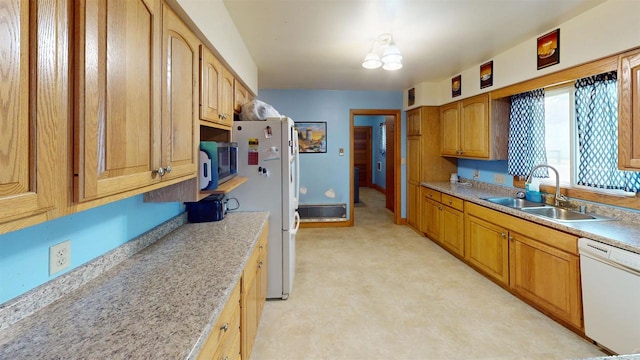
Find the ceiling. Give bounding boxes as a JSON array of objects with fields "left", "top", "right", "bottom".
[{"left": 223, "top": 0, "right": 607, "bottom": 91}]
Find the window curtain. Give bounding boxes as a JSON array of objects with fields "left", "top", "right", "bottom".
[
  {"left": 575, "top": 71, "right": 640, "bottom": 192},
  {"left": 507, "top": 89, "right": 548, "bottom": 177}
]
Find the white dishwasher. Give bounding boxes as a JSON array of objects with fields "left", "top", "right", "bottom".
[{"left": 579, "top": 238, "right": 640, "bottom": 354}]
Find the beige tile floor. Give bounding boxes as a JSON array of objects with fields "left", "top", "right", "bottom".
[{"left": 251, "top": 187, "right": 606, "bottom": 360}]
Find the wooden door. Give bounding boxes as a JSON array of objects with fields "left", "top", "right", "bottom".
[
  {"left": 199, "top": 44, "right": 222, "bottom": 123},
  {"left": 618, "top": 48, "right": 640, "bottom": 169},
  {"left": 0, "top": 0, "right": 60, "bottom": 225},
  {"left": 441, "top": 205, "right": 464, "bottom": 257},
  {"left": 385, "top": 116, "right": 395, "bottom": 211},
  {"left": 161, "top": 4, "right": 198, "bottom": 181},
  {"left": 460, "top": 95, "right": 490, "bottom": 158},
  {"left": 465, "top": 215, "right": 509, "bottom": 285},
  {"left": 440, "top": 103, "right": 460, "bottom": 156},
  {"left": 406, "top": 107, "right": 422, "bottom": 136},
  {"left": 354, "top": 126, "right": 372, "bottom": 187},
  {"left": 510, "top": 232, "right": 582, "bottom": 329},
  {"left": 76, "top": 0, "right": 161, "bottom": 202}
]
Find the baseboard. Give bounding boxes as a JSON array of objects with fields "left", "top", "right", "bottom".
[{"left": 300, "top": 219, "right": 353, "bottom": 228}]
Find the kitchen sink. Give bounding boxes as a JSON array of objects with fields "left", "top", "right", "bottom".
[
  {"left": 521, "top": 206, "right": 613, "bottom": 222},
  {"left": 483, "top": 197, "right": 545, "bottom": 209}
]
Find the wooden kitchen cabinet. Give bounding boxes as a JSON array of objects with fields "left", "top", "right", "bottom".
[
  {"left": 234, "top": 80, "right": 253, "bottom": 113},
  {"left": 406, "top": 107, "right": 457, "bottom": 232},
  {"left": 618, "top": 47, "right": 640, "bottom": 170},
  {"left": 422, "top": 189, "right": 464, "bottom": 258},
  {"left": 440, "top": 94, "right": 510, "bottom": 159},
  {"left": 241, "top": 224, "right": 269, "bottom": 360},
  {"left": 464, "top": 203, "right": 510, "bottom": 285},
  {"left": 75, "top": 0, "right": 196, "bottom": 203},
  {"left": 199, "top": 44, "right": 234, "bottom": 128},
  {"left": 510, "top": 231, "right": 582, "bottom": 330},
  {"left": 0, "top": 0, "right": 65, "bottom": 232},
  {"left": 198, "top": 280, "right": 241, "bottom": 360}
]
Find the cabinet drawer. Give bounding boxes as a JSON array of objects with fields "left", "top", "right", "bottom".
[
  {"left": 198, "top": 280, "right": 241, "bottom": 360},
  {"left": 441, "top": 194, "right": 463, "bottom": 211},
  {"left": 422, "top": 188, "right": 441, "bottom": 202}
]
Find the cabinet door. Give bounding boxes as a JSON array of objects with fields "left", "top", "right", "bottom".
[
  {"left": 241, "top": 269, "right": 259, "bottom": 360},
  {"left": 199, "top": 45, "right": 222, "bottom": 123},
  {"left": 406, "top": 107, "right": 422, "bottom": 136},
  {"left": 423, "top": 197, "right": 440, "bottom": 241},
  {"left": 0, "top": 0, "right": 59, "bottom": 225},
  {"left": 440, "top": 103, "right": 460, "bottom": 156},
  {"left": 406, "top": 182, "right": 420, "bottom": 229},
  {"left": 256, "top": 231, "right": 268, "bottom": 321},
  {"left": 509, "top": 232, "right": 582, "bottom": 329},
  {"left": 465, "top": 215, "right": 509, "bottom": 285},
  {"left": 219, "top": 68, "right": 235, "bottom": 127},
  {"left": 460, "top": 95, "right": 489, "bottom": 158},
  {"left": 76, "top": 0, "right": 161, "bottom": 201},
  {"left": 161, "top": 4, "right": 198, "bottom": 181},
  {"left": 407, "top": 137, "right": 421, "bottom": 183},
  {"left": 441, "top": 206, "right": 464, "bottom": 257},
  {"left": 234, "top": 81, "right": 251, "bottom": 113},
  {"left": 618, "top": 48, "right": 640, "bottom": 169}
]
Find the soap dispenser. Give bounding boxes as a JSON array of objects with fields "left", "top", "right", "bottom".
[{"left": 525, "top": 178, "right": 543, "bottom": 202}]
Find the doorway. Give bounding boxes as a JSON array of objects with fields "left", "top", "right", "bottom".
[
  {"left": 354, "top": 126, "right": 372, "bottom": 188},
  {"left": 350, "top": 109, "right": 401, "bottom": 225}
]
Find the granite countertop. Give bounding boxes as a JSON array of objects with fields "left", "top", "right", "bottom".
[
  {"left": 422, "top": 181, "right": 640, "bottom": 254},
  {"left": 0, "top": 212, "right": 269, "bottom": 359}
]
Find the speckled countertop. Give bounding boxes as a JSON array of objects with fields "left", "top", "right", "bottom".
[
  {"left": 422, "top": 181, "right": 640, "bottom": 254},
  {"left": 0, "top": 211, "right": 269, "bottom": 359}
]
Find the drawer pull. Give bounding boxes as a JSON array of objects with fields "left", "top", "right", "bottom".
[
  {"left": 500, "top": 233, "right": 506, "bottom": 238},
  {"left": 259, "top": 244, "right": 264, "bottom": 250},
  {"left": 258, "top": 261, "right": 264, "bottom": 269},
  {"left": 220, "top": 322, "right": 229, "bottom": 332},
  {"left": 448, "top": 200, "right": 453, "bottom": 205}
]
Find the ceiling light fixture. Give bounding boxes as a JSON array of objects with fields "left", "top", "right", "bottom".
[{"left": 362, "top": 33, "right": 403, "bottom": 71}]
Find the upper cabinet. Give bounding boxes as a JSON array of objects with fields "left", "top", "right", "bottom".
[
  {"left": 161, "top": 3, "right": 199, "bottom": 180},
  {"left": 440, "top": 94, "right": 510, "bottom": 160},
  {"left": 199, "top": 45, "right": 234, "bottom": 128},
  {"left": 234, "top": 81, "right": 253, "bottom": 113},
  {"left": 406, "top": 107, "right": 422, "bottom": 136},
  {"left": 618, "top": 48, "right": 640, "bottom": 170},
  {"left": 0, "top": 0, "right": 63, "bottom": 231},
  {"left": 75, "top": 0, "right": 197, "bottom": 203}
]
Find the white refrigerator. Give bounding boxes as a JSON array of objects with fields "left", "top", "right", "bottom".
[{"left": 230, "top": 117, "right": 300, "bottom": 299}]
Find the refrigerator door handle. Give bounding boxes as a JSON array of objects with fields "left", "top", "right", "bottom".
[{"left": 291, "top": 211, "right": 301, "bottom": 235}]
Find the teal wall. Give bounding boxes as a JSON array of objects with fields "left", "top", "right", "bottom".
[
  {"left": 258, "top": 89, "right": 404, "bottom": 218},
  {"left": 0, "top": 196, "right": 183, "bottom": 304}
]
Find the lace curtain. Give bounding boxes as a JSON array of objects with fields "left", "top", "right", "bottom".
[
  {"left": 507, "top": 89, "right": 548, "bottom": 178},
  {"left": 575, "top": 71, "right": 640, "bottom": 192}
]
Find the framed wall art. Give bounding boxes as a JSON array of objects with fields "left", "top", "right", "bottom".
[
  {"left": 452, "top": 75, "right": 461, "bottom": 97},
  {"left": 480, "top": 61, "right": 493, "bottom": 89},
  {"left": 408, "top": 87, "right": 415, "bottom": 106},
  {"left": 295, "top": 122, "right": 327, "bottom": 153},
  {"left": 537, "top": 28, "right": 560, "bottom": 70}
]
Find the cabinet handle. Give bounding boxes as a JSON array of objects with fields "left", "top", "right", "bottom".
[
  {"left": 155, "top": 167, "right": 165, "bottom": 176},
  {"left": 500, "top": 233, "right": 506, "bottom": 238},
  {"left": 259, "top": 244, "right": 264, "bottom": 250},
  {"left": 220, "top": 322, "right": 229, "bottom": 332},
  {"left": 258, "top": 261, "right": 264, "bottom": 269},
  {"left": 448, "top": 200, "right": 453, "bottom": 205},
  {"left": 165, "top": 165, "right": 172, "bottom": 174}
]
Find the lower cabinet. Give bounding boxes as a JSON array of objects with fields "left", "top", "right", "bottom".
[
  {"left": 197, "top": 280, "right": 241, "bottom": 360},
  {"left": 407, "top": 182, "right": 421, "bottom": 231},
  {"left": 510, "top": 232, "right": 582, "bottom": 330},
  {"left": 241, "top": 224, "right": 269, "bottom": 360},
  {"left": 422, "top": 188, "right": 464, "bottom": 258},
  {"left": 198, "top": 224, "right": 268, "bottom": 360},
  {"left": 463, "top": 201, "right": 582, "bottom": 331}
]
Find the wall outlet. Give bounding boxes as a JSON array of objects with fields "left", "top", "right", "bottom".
[
  {"left": 50, "top": 240, "right": 71, "bottom": 275},
  {"left": 494, "top": 174, "right": 506, "bottom": 184},
  {"left": 473, "top": 169, "right": 479, "bottom": 179}
]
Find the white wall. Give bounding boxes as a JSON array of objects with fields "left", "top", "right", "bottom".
[
  {"left": 175, "top": 0, "right": 259, "bottom": 93},
  {"left": 408, "top": 0, "right": 640, "bottom": 107}
]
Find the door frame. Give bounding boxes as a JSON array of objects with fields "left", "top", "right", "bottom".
[{"left": 350, "top": 109, "right": 402, "bottom": 225}]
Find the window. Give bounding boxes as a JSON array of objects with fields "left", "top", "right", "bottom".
[
  {"left": 379, "top": 122, "right": 386, "bottom": 156},
  {"left": 509, "top": 71, "right": 640, "bottom": 194},
  {"left": 542, "top": 87, "right": 572, "bottom": 186}
]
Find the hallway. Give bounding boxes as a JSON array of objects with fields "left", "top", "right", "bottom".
[{"left": 251, "top": 187, "right": 605, "bottom": 359}]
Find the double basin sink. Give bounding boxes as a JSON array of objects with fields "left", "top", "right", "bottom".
[{"left": 482, "top": 197, "right": 613, "bottom": 222}]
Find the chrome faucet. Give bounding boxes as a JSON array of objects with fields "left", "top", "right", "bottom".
[{"left": 526, "top": 164, "right": 568, "bottom": 207}]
